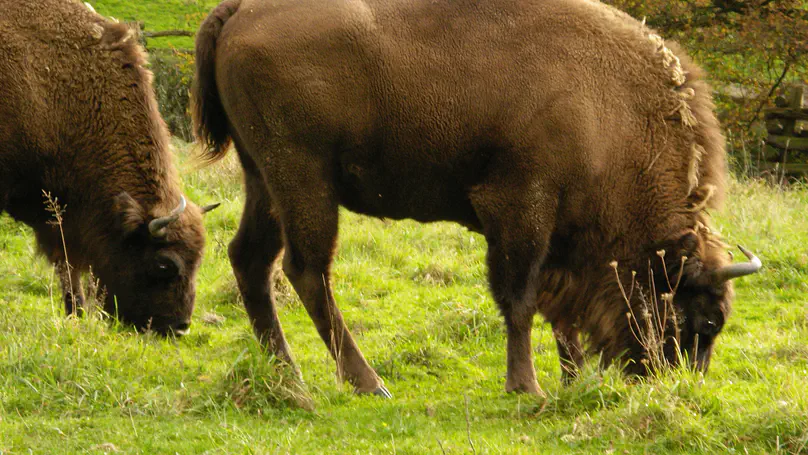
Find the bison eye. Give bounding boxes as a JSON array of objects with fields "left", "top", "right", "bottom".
[{"left": 151, "top": 255, "right": 180, "bottom": 279}]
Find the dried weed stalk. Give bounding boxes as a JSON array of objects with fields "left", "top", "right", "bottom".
[
  {"left": 43, "top": 190, "right": 107, "bottom": 318},
  {"left": 43, "top": 190, "right": 76, "bottom": 312},
  {"left": 611, "top": 251, "right": 687, "bottom": 374}
]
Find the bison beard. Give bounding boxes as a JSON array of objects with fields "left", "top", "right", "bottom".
[
  {"left": 194, "top": 0, "right": 760, "bottom": 396},
  {"left": 0, "top": 0, "right": 215, "bottom": 334}
]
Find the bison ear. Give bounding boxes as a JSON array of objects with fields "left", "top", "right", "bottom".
[
  {"left": 687, "top": 184, "right": 716, "bottom": 212},
  {"left": 660, "top": 230, "right": 699, "bottom": 261},
  {"left": 114, "top": 192, "right": 147, "bottom": 236},
  {"left": 677, "top": 231, "right": 699, "bottom": 256},
  {"left": 658, "top": 231, "right": 704, "bottom": 286},
  {"left": 100, "top": 22, "right": 136, "bottom": 50}
]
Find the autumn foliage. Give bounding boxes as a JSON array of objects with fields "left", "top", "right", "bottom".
[{"left": 604, "top": 0, "right": 808, "bottom": 163}]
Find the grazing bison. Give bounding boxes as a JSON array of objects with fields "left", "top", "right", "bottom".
[
  {"left": 0, "top": 0, "right": 215, "bottom": 334},
  {"left": 194, "top": 0, "right": 760, "bottom": 395}
]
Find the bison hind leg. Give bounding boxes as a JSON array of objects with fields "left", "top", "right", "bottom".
[
  {"left": 250, "top": 142, "right": 387, "bottom": 396},
  {"left": 227, "top": 155, "right": 296, "bottom": 368}
]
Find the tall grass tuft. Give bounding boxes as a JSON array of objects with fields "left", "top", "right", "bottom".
[{"left": 215, "top": 336, "right": 315, "bottom": 413}]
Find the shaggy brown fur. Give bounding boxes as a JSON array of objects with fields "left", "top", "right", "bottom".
[
  {"left": 194, "top": 0, "right": 738, "bottom": 395},
  {"left": 0, "top": 0, "right": 208, "bottom": 333}
]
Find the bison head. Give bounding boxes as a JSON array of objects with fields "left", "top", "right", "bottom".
[
  {"left": 93, "top": 192, "right": 216, "bottom": 335},
  {"left": 632, "top": 231, "right": 761, "bottom": 374}
]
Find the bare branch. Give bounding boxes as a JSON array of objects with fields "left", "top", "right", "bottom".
[
  {"left": 744, "top": 59, "right": 793, "bottom": 134},
  {"left": 143, "top": 30, "right": 195, "bottom": 39}
]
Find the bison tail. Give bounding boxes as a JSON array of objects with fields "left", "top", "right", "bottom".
[{"left": 192, "top": 0, "right": 242, "bottom": 162}]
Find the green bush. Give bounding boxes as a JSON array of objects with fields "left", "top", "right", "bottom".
[{"left": 149, "top": 48, "right": 195, "bottom": 142}]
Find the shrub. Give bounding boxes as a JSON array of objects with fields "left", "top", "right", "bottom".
[{"left": 149, "top": 48, "right": 196, "bottom": 142}]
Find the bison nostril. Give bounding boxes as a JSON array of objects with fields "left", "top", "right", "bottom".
[{"left": 171, "top": 321, "right": 191, "bottom": 336}]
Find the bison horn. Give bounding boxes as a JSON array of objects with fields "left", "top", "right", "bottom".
[
  {"left": 148, "top": 196, "right": 187, "bottom": 238},
  {"left": 711, "top": 245, "right": 762, "bottom": 283},
  {"left": 200, "top": 202, "right": 221, "bottom": 214}
]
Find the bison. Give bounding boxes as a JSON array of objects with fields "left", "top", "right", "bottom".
[
  {"left": 0, "top": 0, "right": 215, "bottom": 334},
  {"left": 193, "top": 0, "right": 760, "bottom": 396}
]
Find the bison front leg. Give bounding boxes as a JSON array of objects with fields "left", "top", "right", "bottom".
[
  {"left": 228, "top": 164, "right": 296, "bottom": 368},
  {"left": 503, "top": 305, "right": 542, "bottom": 395},
  {"left": 552, "top": 323, "right": 584, "bottom": 384},
  {"left": 56, "top": 261, "right": 84, "bottom": 316},
  {"left": 472, "top": 177, "right": 557, "bottom": 396}
]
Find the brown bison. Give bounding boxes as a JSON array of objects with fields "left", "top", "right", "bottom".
[
  {"left": 194, "top": 0, "right": 760, "bottom": 396},
  {"left": 0, "top": 0, "right": 215, "bottom": 334}
]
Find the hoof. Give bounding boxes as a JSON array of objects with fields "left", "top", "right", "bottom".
[
  {"left": 373, "top": 386, "right": 393, "bottom": 398},
  {"left": 360, "top": 385, "right": 392, "bottom": 398},
  {"left": 560, "top": 372, "right": 578, "bottom": 386},
  {"left": 505, "top": 381, "right": 545, "bottom": 397}
]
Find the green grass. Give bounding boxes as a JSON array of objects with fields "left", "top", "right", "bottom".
[{"left": 1, "top": 140, "right": 807, "bottom": 454}]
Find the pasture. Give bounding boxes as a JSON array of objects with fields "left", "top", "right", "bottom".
[{"left": 0, "top": 140, "right": 806, "bottom": 454}]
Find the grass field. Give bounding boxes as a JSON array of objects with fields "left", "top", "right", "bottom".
[{"left": 1, "top": 139, "right": 807, "bottom": 454}]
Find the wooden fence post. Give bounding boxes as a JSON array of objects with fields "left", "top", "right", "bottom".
[{"left": 761, "top": 84, "right": 808, "bottom": 175}]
